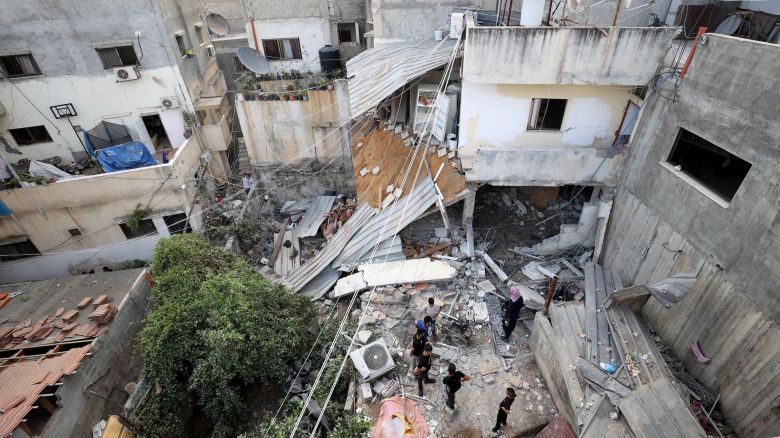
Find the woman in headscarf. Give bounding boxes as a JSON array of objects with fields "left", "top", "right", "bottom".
[{"left": 501, "top": 286, "right": 524, "bottom": 341}]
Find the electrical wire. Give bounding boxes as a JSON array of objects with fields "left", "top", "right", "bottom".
[{"left": 289, "top": 30, "right": 463, "bottom": 438}]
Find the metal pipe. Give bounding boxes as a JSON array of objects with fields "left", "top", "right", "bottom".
[
  {"left": 680, "top": 27, "right": 708, "bottom": 79},
  {"left": 505, "top": 0, "right": 514, "bottom": 26},
  {"left": 542, "top": 275, "right": 559, "bottom": 315},
  {"left": 547, "top": 0, "right": 554, "bottom": 25},
  {"left": 250, "top": 17, "right": 260, "bottom": 52},
  {"left": 611, "top": 0, "right": 624, "bottom": 26}
]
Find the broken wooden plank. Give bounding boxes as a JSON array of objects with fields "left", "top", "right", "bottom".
[
  {"left": 617, "top": 378, "right": 707, "bottom": 438},
  {"left": 268, "top": 217, "right": 290, "bottom": 268},
  {"left": 604, "top": 285, "right": 652, "bottom": 312},
  {"left": 575, "top": 357, "right": 632, "bottom": 398}
]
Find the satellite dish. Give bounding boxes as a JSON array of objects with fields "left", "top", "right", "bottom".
[
  {"left": 206, "top": 13, "right": 229, "bottom": 36},
  {"left": 237, "top": 46, "right": 271, "bottom": 74},
  {"left": 714, "top": 15, "right": 745, "bottom": 36}
]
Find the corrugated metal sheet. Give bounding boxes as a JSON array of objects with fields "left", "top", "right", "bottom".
[
  {"left": 295, "top": 196, "right": 336, "bottom": 238},
  {"left": 273, "top": 230, "right": 300, "bottom": 278},
  {"left": 346, "top": 40, "right": 458, "bottom": 117},
  {"left": 333, "top": 178, "right": 438, "bottom": 268},
  {"left": 287, "top": 203, "right": 376, "bottom": 292},
  {"left": 354, "top": 237, "right": 406, "bottom": 267},
  {"left": 299, "top": 268, "right": 341, "bottom": 301}
]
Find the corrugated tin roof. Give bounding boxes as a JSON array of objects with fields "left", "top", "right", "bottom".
[
  {"left": 295, "top": 196, "right": 336, "bottom": 238},
  {"left": 333, "top": 178, "right": 438, "bottom": 268},
  {"left": 287, "top": 203, "right": 376, "bottom": 292},
  {"left": 353, "top": 237, "right": 406, "bottom": 268},
  {"left": 346, "top": 40, "right": 458, "bottom": 117},
  {"left": 273, "top": 230, "right": 300, "bottom": 278},
  {"left": 299, "top": 268, "right": 341, "bottom": 301}
]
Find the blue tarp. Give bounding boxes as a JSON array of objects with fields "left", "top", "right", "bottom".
[
  {"left": 96, "top": 141, "right": 158, "bottom": 173},
  {"left": 0, "top": 201, "right": 12, "bottom": 217}
]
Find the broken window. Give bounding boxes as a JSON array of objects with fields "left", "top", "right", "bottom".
[
  {"left": 0, "top": 238, "right": 39, "bottom": 261},
  {"left": 8, "top": 125, "right": 52, "bottom": 145},
  {"left": 232, "top": 55, "right": 247, "bottom": 74},
  {"left": 0, "top": 53, "right": 41, "bottom": 77},
  {"left": 96, "top": 46, "right": 138, "bottom": 69},
  {"left": 338, "top": 23, "right": 358, "bottom": 43},
  {"left": 528, "top": 98, "right": 566, "bottom": 131},
  {"left": 667, "top": 128, "right": 751, "bottom": 201},
  {"left": 164, "top": 213, "right": 191, "bottom": 234},
  {"left": 262, "top": 38, "right": 302, "bottom": 60},
  {"left": 119, "top": 219, "right": 157, "bottom": 239}
]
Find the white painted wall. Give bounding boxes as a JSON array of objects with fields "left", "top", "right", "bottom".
[
  {"left": 0, "top": 65, "right": 192, "bottom": 164},
  {"left": 245, "top": 17, "right": 330, "bottom": 73},
  {"left": 459, "top": 82, "right": 631, "bottom": 154}
]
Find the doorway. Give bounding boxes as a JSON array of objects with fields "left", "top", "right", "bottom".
[{"left": 141, "top": 114, "right": 171, "bottom": 155}]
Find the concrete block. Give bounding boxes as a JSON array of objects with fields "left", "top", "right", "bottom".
[
  {"left": 381, "top": 194, "right": 396, "bottom": 209},
  {"left": 392, "top": 188, "right": 403, "bottom": 198},
  {"left": 372, "top": 166, "right": 380, "bottom": 175},
  {"left": 394, "top": 124, "right": 402, "bottom": 134},
  {"left": 483, "top": 374, "right": 495, "bottom": 384},
  {"left": 473, "top": 302, "right": 489, "bottom": 322},
  {"left": 356, "top": 142, "right": 363, "bottom": 149},
  {"left": 386, "top": 184, "right": 394, "bottom": 194},
  {"left": 437, "top": 148, "right": 448, "bottom": 158},
  {"left": 400, "top": 131, "right": 410, "bottom": 140},
  {"left": 361, "top": 314, "right": 377, "bottom": 325},
  {"left": 356, "top": 330, "right": 372, "bottom": 344},
  {"left": 448, "top": 151, "right": 456, "bottom": 159},
  {"left": 359, "top": 167, "right": 369, "bottom": 177},
  {"left": 361, "top": 382, "right": 373, "bottom": 399}
]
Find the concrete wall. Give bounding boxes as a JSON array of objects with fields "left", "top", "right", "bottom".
[
  {"left": 369, "top": 0, "right": 480, "bottom": 44},
  {"left": 204, "top": 0, "right": 248, "bottom": 33},
  {"left": 463, "top": 23, "right": 679, "bottom": 86},
  {"left": 245, "top": 17, "right": 331, "bottom": 73},
  {"left": 0, "top": 66, "right": 190, "bottom": 164},
  {"left": 459, "top": 83, "right": 633, "bottom": 185},
  {"left": 43, "top": 269, "right": 151, "bottom": 437},
  {"left": 601, "top": 34, "right": 780, "bottom": 437},
  {"left": 330, "top": 0, "right": 367, "bottom": 62},
  {"left": 0, "top": 135, "right": 204, "bottom": 253},
  {"left": 553, "top": 0, "right": 674, "bottom": 27},
  {"left": 235, "top": 79, "right": 351, "bottom": 165}
]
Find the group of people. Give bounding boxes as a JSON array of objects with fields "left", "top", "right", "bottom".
[{"left": 408, "top": 288, "right": 525, "bottom": 434}]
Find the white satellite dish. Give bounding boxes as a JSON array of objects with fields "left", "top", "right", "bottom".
[
  {"left": 237, "top": 46, "right": 271, "bottom": 74},
  {"left": 206, "top": 13, "right": 229, "bottom": 36}
]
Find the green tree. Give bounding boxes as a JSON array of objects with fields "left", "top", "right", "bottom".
[{"left": 138, "top": 235, "right": 315, "bottom": 437}]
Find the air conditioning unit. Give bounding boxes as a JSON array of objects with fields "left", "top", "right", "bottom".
[
  {"left": 349, "top": 338, "right": 395, "bottom": 382},
  {"left": 450, "top": 12, "right": 465, "bottom": 39},
  {"left": 160, "top": 96, "right": 180, "bottom": 109},
  {"left": 114, "top": 66, "right": 140, "bottom": 82},
  {"left": 206, "top": 45, "right": 216, "bottom": 57}
]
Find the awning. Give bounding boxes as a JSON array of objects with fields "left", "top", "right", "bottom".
[{"left": 346, "top": 40, "right": 458, "bottom": 117}]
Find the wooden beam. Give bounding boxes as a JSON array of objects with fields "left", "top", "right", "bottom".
[{"left": 37, "top": 397, "right": 57, "bottom": 414}]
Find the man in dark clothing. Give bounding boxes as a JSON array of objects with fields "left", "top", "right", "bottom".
[
  {"left": 414, "top": 344, "right": 435, "bottom": 396},
  {"left": 501, "top": 286, "right": 525, "bottom": 341},
  {"left": 492, "top": 388, "right": 516, "bottom": 433},
  {"left": 416, "top": 316, "right": 433, "bottom": 345},
  {"left": 409, "top": 328, "right": 426, "bottom": 369},
  {"left": 442, "top": 363, "right": 470, "bottom": 410}
]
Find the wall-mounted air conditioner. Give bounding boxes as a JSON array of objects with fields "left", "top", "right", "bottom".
[
  {"left": 160, "top": 96, "right": 180, "bottom": 109},
  {"left": 349, "top": 338, "right": 395, "bottom": 382},
  {"left": 114, "top": 66, "right": 140, "bottom": 82}
]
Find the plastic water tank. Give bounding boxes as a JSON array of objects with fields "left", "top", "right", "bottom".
[{"left": 319, "top": 45, "right": 341, "bottom": 75}]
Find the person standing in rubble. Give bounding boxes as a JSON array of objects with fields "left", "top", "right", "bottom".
[
  {"left": 416, "top": 315, "right": 433, "bottom": 345},
  {"left": 409, "top": 328, "right": 426, "bottom": 369},
  {"left": 421, "top": 297, "right": 442, "bottom": 338},
  {"left": 492, "top": 388, "right": 516, "bottom": 433},
  {"left": 414, "top": 344, "right": 435, "bottom": 396},
  {"left": 242, "top": 172, "right": 254, "bottom": 195},
  {"left": 501, "top": 286, "right": 524, "bottom": 342},
  {"left": 442, "top": 363, "right": 470, "bottom": 411}
]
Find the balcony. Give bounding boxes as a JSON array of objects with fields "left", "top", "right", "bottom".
[
  {"left": 201, "top": 114, "right": 231, "bottom": 152},
  {"left": 463, "top": 13, "right": 679, "bottom": 86}
]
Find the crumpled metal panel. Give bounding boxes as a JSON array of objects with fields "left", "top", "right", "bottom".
[
  {"left": 346, "top": 40, "right": 457, "bottom": 117},
  {"left": 287, "top": 203, "right": 376, "bottom": 292},
  {"left": 295, "top": 195, "right": 337, "bottom": 238},
  {"left": 333, "top": 178, "right": 438, "bottom": 268}
]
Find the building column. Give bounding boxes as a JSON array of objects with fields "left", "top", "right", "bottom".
[{"left": 151, "top": 217, "right": 171, "bottom": 237}]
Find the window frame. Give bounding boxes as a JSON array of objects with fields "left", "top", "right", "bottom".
[
  {"left": 175, "top": 33, "right": 188, "bottom": 54},
  {"left": 261, "top": 38, "right": 302, "bottom": 61},
  {"left": 663, "top": 128, "right": 752, "bottom": 205},
  {"left": 96, "top": 45, "right": 138, "bottom": 69},
  {"left": 0, "top": 53, "right": 42, "bottom": 78},
  {"left": 337, "top": 23, "right": 359, "bottom": 44},
  {"left": 0, "top": 238, "right": 40, "bottom": 261},
  {"left": 194, "top": 24, "right": 205, "bottom": 45},
  {"left": 527, "top": 98, "right": 567, "bottom": 131},
  {"left": 232, "top": 55, "right": 248, "bottom": 74},
  {"left": 119, "top": 219, "right": 158, "bottom": 239},
  {"left": 8, "top": 125, "right": 52, "bottom": 145}
]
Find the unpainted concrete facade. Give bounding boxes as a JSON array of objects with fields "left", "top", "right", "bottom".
[
  {"left": 602, "top": 34, "right": 780, "bottom": 437},
  {"left": 368, "top": 0, "right": 495, "bottom": 44}
]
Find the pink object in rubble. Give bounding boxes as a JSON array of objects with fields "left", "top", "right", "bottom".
[{"left": 689, "top": 340, "right": 711, "bottom": 363}]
